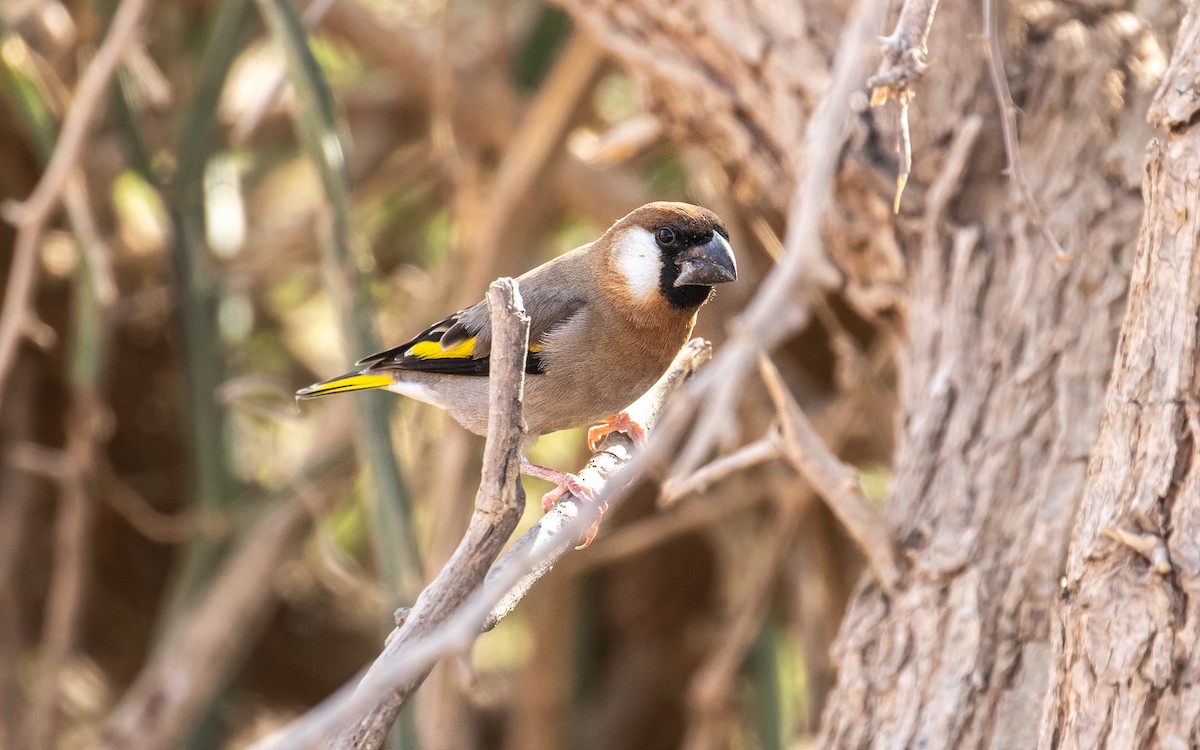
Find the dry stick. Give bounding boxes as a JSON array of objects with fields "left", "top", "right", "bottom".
[
  {"left": 0, "top": 0, "right": 147, "bottom": 414},
  {"left": 871, "top": 0, "right": 940, "bottom": 91},
  {"left": 759, "top": 356, "right": 901, "bottom": 594},
  {"left": 246, "top": 338, "right": 712, "bottom": 750},
  {"left": 576, "top": 482, "right": 765, "bottom": 571},
  {"left": 481, "top": 337, "right": 713, "bottom": 632},
  {"left": 332, "top": 278, "right": 532, "bottom": 750},
  {"left": 19, "top": 399, "right": 100, "bottom": 750},
  {"left": 681, "top": 498, "right": 804, "bottom": 750},
  {"left": 667, "top": 0, "right": 889, "bottom": 479},
  {"left": 661, "top": 428, "right": 783, "bottom": 504},
  {"left": 981, "top": 0, "right": 1069, "bottom": 261},
  {"left": 868, "top": 0, "right": 941, "bottom": 212}
]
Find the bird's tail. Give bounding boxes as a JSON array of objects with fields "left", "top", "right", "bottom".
[{"left": 295, "top": 371, "right": 394, "bottom": 400}]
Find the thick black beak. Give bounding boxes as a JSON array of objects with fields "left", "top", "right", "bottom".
[{"left": 674, "top": 233, "right": 737, "bottom": 287}]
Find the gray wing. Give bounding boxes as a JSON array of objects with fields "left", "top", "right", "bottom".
[{"left": 357, "top": 251, "right": 589, "bottom": 376}]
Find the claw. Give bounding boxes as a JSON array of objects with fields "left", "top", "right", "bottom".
[
  {"left": 519, "top": 456, "right": 608, "bottom": 548},
  {"left": 587, "top": 411, "right": 648, "bottom": 452}
]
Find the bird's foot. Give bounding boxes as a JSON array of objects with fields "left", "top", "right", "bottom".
[
  {"left": 520, "top": 457, "right": 607, "bottom": 548},
  {"left": 587, "top": 411, "right": 648, "bottom": 452}
]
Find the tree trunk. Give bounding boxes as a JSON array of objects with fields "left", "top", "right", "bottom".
[
  {"left": 1038, "top": 8, "right": 1200, "bottom": 747},
  {"left": 557, "top": 0, "right": 1174, "bottom": 745},
  {"left": 818, "top": 4, "right": 1170, "bottom": 746}
]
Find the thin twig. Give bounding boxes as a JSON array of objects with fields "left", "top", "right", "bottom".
[
  {"left": 868, "top": 0, "right": 941, "bottom": 213},
  {"left": 331, "top": 278, "right": 531, "bottom": 749},
  {"left": 759, "top": 356, "right": 901, "bottom": 594},
  {"left": 0, "top": 0, "right": 148, "bottom": 414},
  {"left": 22, "top": 397, "right": 100, "bottom": 750},
  {"left": 981, "top": 0, "right": 1070, "bottom": 262},
  {"left": 661, "top": 428, "right": 783, "bottom": 504}
]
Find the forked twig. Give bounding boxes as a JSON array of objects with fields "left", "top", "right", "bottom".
[{"left": 759, "top": 356, "right": 901, "bottom": 594}]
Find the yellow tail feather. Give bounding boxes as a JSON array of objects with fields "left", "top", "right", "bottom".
[{"left": 296, "top": 373, "right": 393, "bottom": 399}]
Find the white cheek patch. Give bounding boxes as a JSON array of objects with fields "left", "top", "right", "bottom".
[{"left": 614, "top": 227, "right": 663, "bottom": 301}]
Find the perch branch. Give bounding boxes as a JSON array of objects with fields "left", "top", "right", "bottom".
[
  {"left": 482, "top": 338, "right": 713, "bottom": 632},
  {"left": 331, "top": 278, "right": 531, "bottom": 749},
  {"left": 246, "top": 338, "right": 711, "bottom": 750},
  {"left": 759, "top": 356, "right": 901, "bottom": 594}
]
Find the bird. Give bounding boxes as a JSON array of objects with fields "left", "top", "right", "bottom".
[{"left": 297, "top": 201, "right": 737, "bottom": 545}]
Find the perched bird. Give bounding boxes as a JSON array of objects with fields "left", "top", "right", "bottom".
[{"left": 297, "top": 202, "right": 736, "bottom": 543}]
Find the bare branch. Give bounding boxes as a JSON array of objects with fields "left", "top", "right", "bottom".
[
  {"left": 661, "top": 428, "right": 782, "bottom": 505},
  {"left": 22, "top": 397, "right": 101, "bottom": 749},
  {"left": 868, "top": 0, "right": 941, "bottom": 212},
  {"left": 246, "top": 338, "right": 712, "bottom": 750},
  {"left": 759, "top": 356, "right": 901, "bottom": 594},
  {"left": 482, "top": 338, "right": 713, "bottom": 632},
  {"left": 331, "top": 278, "right": 531, "bottom": 749},
  {"left": 869, "top": 0, "right": 940, "bottom": 97}
]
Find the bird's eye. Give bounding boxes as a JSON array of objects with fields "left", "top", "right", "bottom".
[{"left": 655, "top": 227, "right": 676, "bottom": 246}]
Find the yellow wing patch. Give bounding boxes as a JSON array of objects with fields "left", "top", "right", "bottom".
[{"left": 408, "top": 337, "right": 476, "bottom": 360}]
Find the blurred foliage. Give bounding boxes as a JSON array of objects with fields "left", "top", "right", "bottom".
[{"left": 0, "top": 1, "right": 895, "bottom": 749}]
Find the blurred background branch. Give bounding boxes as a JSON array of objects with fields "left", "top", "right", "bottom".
[{"left": 0, "top": 0, "right": 928, "bottom": 747}]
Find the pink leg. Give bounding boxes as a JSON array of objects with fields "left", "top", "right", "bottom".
[
  {"left": 520, "top": 457, "right": 607, "bottom": 548},
  {"left": 587, "top": 411, "right": 649, "bottom": 452}
]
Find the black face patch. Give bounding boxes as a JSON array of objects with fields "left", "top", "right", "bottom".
[{"left": 657, "top": 226, "right": 719, "bottom": 309}]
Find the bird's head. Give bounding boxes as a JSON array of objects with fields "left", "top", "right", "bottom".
[{"left": 602, "top": 202, "right": 737, "bottom": 310}]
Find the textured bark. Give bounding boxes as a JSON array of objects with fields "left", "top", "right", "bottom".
[
  {"left": 554, "top": 0, "right": 1173, "bottom": 745},
  {"left": 819, "top": 5, "right": 1167, "bottom": 746},
  {"left": 554, "top": 0, "right": 829, "bottom": 211},
  {"left": 1038, "top": 8, "right": 1200, "bottom": 748}
]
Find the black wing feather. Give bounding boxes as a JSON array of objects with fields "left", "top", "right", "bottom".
[{"left": 356, "top": 310, "right": 544, "bottom": 376}]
